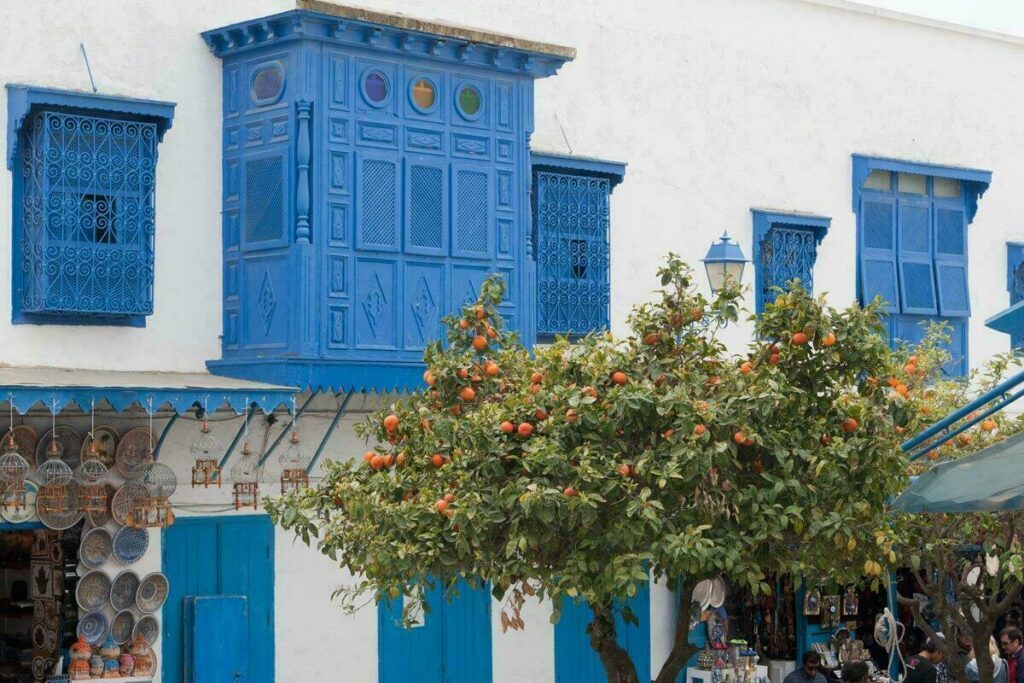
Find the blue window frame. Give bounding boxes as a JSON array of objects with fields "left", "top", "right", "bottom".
[
  {"left": 852, "top": 155, "right": 991, "bottom": 377},
  {"left": 6, "top": 85, "right": 175, "bottom": 326},
  {"left": 1008, "top": 243, "right": 1024, "bottom": 350},
  {"left": 531, "top": 152, "right": 625, "bottom": 340},
  {"left": 751, "top": 210, "right": 830, "bottom": 314}
]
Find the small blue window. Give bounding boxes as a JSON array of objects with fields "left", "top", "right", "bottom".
[
  {"left": 752, "top": 210, "right": 830, "bottom": 314},
  {"left": 853, "top": 155, "right": 991, "bottom": 377},
  {"left": 531, "top": 153, "right": 625, "bottom": 340},
  {"left": 1008, "top": 243, "right": 1024, "bottom": 351},
  {"left": 361, "top": 70, "right": 390, "bottom": 107},
  {"left": 250, "top": 62, "right": 285, "bottom": 106}
]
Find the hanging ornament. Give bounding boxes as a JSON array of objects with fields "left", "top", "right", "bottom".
[
  {"left": 279, "top": 431, "right": 309, "bottom": 493},
  {"left": 190, "top": 419, "right": 221, "bottom": 488},
  {"left": 0, "top": 434, "right": 30, "bottom": 512},
  {"left": 126, "top": 462, "right": 177, "bottom": 528},
  {"left": 37, "top": 437, "right": 73, "bottom": 516},
  {"left": 231, "top": 442, "right": 261, "bottom": 510},
  {"left": 74, "top": 443, "right": 109, "bottom": 516}
]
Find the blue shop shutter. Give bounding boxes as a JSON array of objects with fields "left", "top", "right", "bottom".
[
  {"left": 187, "top": 595, "right": 249, "bottom": 683},
  {"left": 858, "top": 196, "right": 899, "bottom": 313},
  {"left": 897, "top": 198, "right": 937, "bottom": 315},
  {"left": 934, "top": 204, "right": 970, "bottom": 317},
  {"left": 554, "top": 585, "right": 650, "bottom": 683}
]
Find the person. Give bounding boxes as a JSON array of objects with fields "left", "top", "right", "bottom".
[
  {"left": 966, "top": 637, "right": 1007, "bottom": 683},
  {"left": 905, "top": 640, "right": 943, "bottom": 683},
  {"left": 842, "top": 661, "right": 870, "bottom": 683},
  {"left": 784, "top": 652, "right": 827, "bottom": 683},
  {"left": 1000, "top": 627, "right": 1024, "bottom": 683}
]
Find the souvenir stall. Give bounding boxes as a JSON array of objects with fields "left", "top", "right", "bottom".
[{"left": 0, "top": 368, "right": 293, "bottom": 683}]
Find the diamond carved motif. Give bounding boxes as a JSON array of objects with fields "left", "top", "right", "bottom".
[
  {"left": 257, "top": 270, "right": 276, "bottom": 333},
  {"left": 411, "top": 276, "right": 437, "bottom": 341},
  {"left": 362, "top": 273, "right": 388, "bottom": 337}
]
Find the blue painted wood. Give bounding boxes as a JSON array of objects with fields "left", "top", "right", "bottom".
[
  {"left": 204, "top": 9, "right": 573, "bottom": 392},
  {"left": 751, "top": 210, "right": 830, "bottom": 314},
  {"left": 163, "top": 515, "right": 274, "bottom": 683},
  {"left": 994, "top": 245, "right": 1024, "bottom": 349},
  {"left": 851, "top": 154, "right": 991, "bottom": 223},
  {"left": 190, "top": 595, "right": 249, "bottom": 683},
  {"left": 378, "top": 578, "right": 492, "bottom": 683},
  {"left": 0, "top": 384, "right": 292, "bottom": 417},
  {"left": 554, "top": 585, "right": 651, "bottom": 683}
]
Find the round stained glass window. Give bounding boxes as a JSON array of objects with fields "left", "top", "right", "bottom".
[
  {"left": 251, "top": 63, "right": 285, "bottom": 105},
  {"left": 363, "top": 71, "right": 390, "bottom": 106},
  {"left": 457, "top": 85, "right": 482, "bottom": 118},
  {"left": 411, "top": 78, "right": 436, "bottom": 112}
]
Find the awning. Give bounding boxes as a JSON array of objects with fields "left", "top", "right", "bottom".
[
  {"left": 892, "top": 431, "right": 1024, "bottom": 513},
  {"left": 0, "top": 366, "right": 297, "bottom": 415}
]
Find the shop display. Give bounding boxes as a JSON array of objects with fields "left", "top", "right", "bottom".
[
  {"left": 190, "top": 418, "right": 221, "bottom": 488},
  {"left": 86, "top": 483, "right": 116, "bottom": 527},
  {"left": 110, "top": 570, "right": 141, "bottom": 612},
  {"left": 75, "top": 454, "right": 110, "bottom": 517},
  {"left": 76, "top": 611, "right": 109, "bottom": 646},
  {"left": 37, "top": 441, "right": 74, "bottom": 516},
  {"left": 843, "top": 587, "right": 859, "bottom": 616},
  {"left": 78, "top": 528, "right": 113, "bottom": 569},
  {"left": 110, "top": 610, "right": 134, "bottom": 645},
  {"left": 803, "top": 588, "right": 821, "bottom": 616},
  {"left": 136, "top": 572, "right": 169, "bottom": 613},
  {"left": 2, "top": 424, "right": 38, "bottom": 468},
  {"left": 132, "top": 614, "right": 159, "bottom": 648},
  {"left": 112, "top": 526, "right": 149, "bottom": 564},
  {"left": 127, "top": 635, "right": 156, "bottom": 677},
  {"left": 75, "top": 570, "right": 111, "bottom": 612},
  {"left": 115, "top": 427, "right": 155, "bottom": 477},
  {"left": 37, "top": 481, "right": 84, "bottom": 530},
  {"left": 110, "top": 485, "right": 134, "bottom": 526},
  {"left": 80, "top": 425, "right": 118, "bottom": 469},
  {"left": 1, "top": 480, "right": 37, "bottom": 524},
  {"left": 36, "top": 425, "right": 84, "bottom": 470}
]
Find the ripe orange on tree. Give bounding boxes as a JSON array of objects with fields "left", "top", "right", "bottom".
[
  {"left": 644, "top": 332, "right": 660, "bottom": 346},
  {"left": 431, "top": 453, "right": 445, "bottom": 468},
  {"left": 694, "top": 424, "right": 707, "bottom": 436},
  {"left": 612, "top": 372, "right": 628, "bottom": 385},
  {"left": 565, "top": 408, "right": 578, "bottom": 423},
  {"left": 618, "top": 464, "right": 631, "bottom": 476},
  {"left": 472, "top": 335, "right": 488, "bottom": 352},
  {"left": 363, "top": 450, "right": 375, "bottom": 463},
  {"left": 791, "top": 331, "right": 808, "bottom": 346},
  {"left": 531, "top": 372, "right": 544, "bottom": 384},
  {"left": 563, "top": 486, "right": 578, "bottom": 497},
  {"left": 982, "top": 419, "right": 997, "bottom": 432},
  {"left": 733, "top": 431, "right": 746, "bottom": 444},
  {"left": 487, "top": 326, "right": 498, "bottom": 339},
  {"left": 458, "top": 367, "right": 469, "bottom": 379},
  {"left": 395, "top": 452, "right": 407, "bottom": 465},
  {"left": 500, "top": 421, "right": 515, "bottom": 434},
  {"left": 691, "top": 307, "right": 703, "bottom": 321},
  {"left": 383, "top": 414, "right": 400, "bottom": 432},
  {"left": 423, "top": 370, "right": 436, "bottom": 386},
  {"left": 370, "top": 455, "right": 385, "bottom": 470},
  {"left": 517, "top": 422, "right": 534, "bottom": 437},
  {"left": 841, "top": 418, "right": 858, "bottom": 433},
  {"left": 459, "top": 386, "right": 476, "bottom": 402},
  {"left": 475, "top": 306, "right": 487, "bottom": 320},
  {"left": 822, "top": 332, "right": 837, "bottom": 347},
  {"left": 740, "top": 361, "right": 753, "bottom": 374},
  {"left": 435, "top": 499, "right": 449, "bottom": 513},
  {"left": 485, "top": 361, "right": 500, "bottom": 377},
  {"left": 458, "top": 319, "right": 470, "bottom": 330}
]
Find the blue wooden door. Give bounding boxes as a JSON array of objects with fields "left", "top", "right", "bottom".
[
  {"left": 187, "top": 595, "right": 249, "bottom": 682},
  {"left": 379, "top": 578, "right": 492, "bottom": 683},
  {"left": 554, "top": 585, "right": 651, "bottom": 683},
  {"left": 163, "top": 515, "right": 274, "bottom": 683}
]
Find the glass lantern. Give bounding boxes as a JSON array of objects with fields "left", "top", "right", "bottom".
[
  {"left": 701, "top": 233, "right": 748, "bottom": 293},
  {"left": 0, "top": 435, "right": 30, "bottom": 511},
  {"left": 190, "top": 420, "right": 221, "bottom": 488},
  {"left": 279, "top": 431, "right": 309, "bottom": 493},
  {"left": 231, "top": 442, "right": 261, "bottom": 510}
]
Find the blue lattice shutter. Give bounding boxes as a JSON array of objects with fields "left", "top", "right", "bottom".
[
  {"left": 896, "top": 197, "right": 937, "bottom": 315},
  {"left": 357, "top": 153, "right": 400, "bottom": 252},
  {"left": 405, "top": 159, "right": 447, "bottom": 256},
  {"left": 942, "top": 318, "right": 968, "bottom": 377},
  {"left": 452, "top": 164, "right": 491, "bottom": 258},
  {"left": 858, "top": 196, "right": 899, "bottom": 313},
  {"left": 1008, "top": 244, "right": 1024, "bottom": 350},
  {"left": 934, "top": 203, "right": 970, "bottom": 317}
]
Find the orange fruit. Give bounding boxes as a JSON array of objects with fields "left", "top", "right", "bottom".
[
  {"left": 383, "top": 414, "right": 400, "bottom": 432},
  {"left": 396, "top": 452, "right": 407, "bottom": 465},
  {"left": 663, "top": 429, "right": 674, "bottom": 439},
  {"left": 733, "top": 431, "right": 745, "bottom": 444},
  {"left": 370, "top": 455, "right": 385, "bottom": 470},
  {"left": 449, "top": 405, "right": 461, "bottom": 416},
  {"left": 535, "top": 409, "right": 548, "bottom": 421},
  {"left": 565, "top": 408, "right": 578, "bottom": 423},
  {"left": 487, "top": 326, "right": 498, "bottom": 339},
  {"left": 691, "top": 308, "right": 703, "bottom": 322},
  {"left": 459, "top": 386, "right": 476, "bottom": 402},
  {"left": 927, "top": 450, "right": 939, "bottom": 461},
  {"left": 458, "top": 319, "right": 470, "bottom": 330},
  {"left": 708, "top": 376, "right": 720, "bottom": 386},
  {"left": 957, "top": 434, "right": 972, "bottom": 446},
  {"left": 903, "top": 363, "right": 916, "bottom": 375},
  {"left": 475, "top": 306, "right": 487, "bottom": 320},
  {"left": 528, "top": 383, "right": 541, "bottom": 395},
  {"left": 644, "top": 332, "right": 660, "bottom": 346},
  {"left": 791, "top": 332, "right": 808, "bottom": 346},
  {"left": 563, "top": 486, "right": 577, "bottom": 497},
  {"left": 485, "top": 362, "right": 500, "bottom": 377},
  {"left": 363, "top": 450, "right": 376, "bottom": 463},
  {"left": 531, "top": 372, "right": 544, "bottom": 384},
  {"left": 769, "top": 354, "right": 780, "bottom": 365},
  {"left": 436, "top": 499, "right": 449, "bottom": 513},
  {"left": 981, "top": 419, "right": 997, "bottom": 432},
  {"left": 472, "top": 336, "right": 488, "bottom": 352},
  {"left": 822, "top": 332, "right": 836, "bottom": 347},
  {"left": 382, "top": 454, "right": 394, "bottom": 467},
  {"left": 841, "top": 418, "right": 858, "bottom": 433},
  {"left": 431, "top": 454, "right": 445, "bottom": 468},
  {"left": 500, "top": 421, "right": 514, "bottom": 434},
  {"left": 743, "top": 437, "right": 754, "bottom": 447},
  {"left": 611, "top": 372, "right": 628, "bottom": 385},
  {"left": 423, "top": 370, "right": 436, "bottom": 386},
  {"left": 618, "top": 464, "right": 631, "bottom": 476},
  {"left": 458, "top": 368, "right": 469, "bottom": 379},
  {"left": 694, "top": 424, "right": 706, "bottom": 436},
  {"left": 583, "top": 386, "right": 598, "bottom": 398},
  {"left": 740, "top": 361, "right": 752, "bottom": 374},
  {"left": 517, "top": 422, "right": 534, "bottom": 437}
]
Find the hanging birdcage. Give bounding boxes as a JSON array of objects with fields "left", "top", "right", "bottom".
[
  {"left": 0, "top": 435, "right": 30, "bottom": 511},
  {"left": 125, "top": 462, "right": 177, "bottom": 528},
  {"left": 231, "top": 442, "right": 261, "bottom": 510},
  {"left": 190, "top": 420, "right": 221, "bottom": 488},
  {"left": 37, "top": 440, "right": 73, "bottom": 514},
  {"left": 279, "top": 431, "right": 309, "bottom": 493},
  {"left": 74, "top": 444, "right": 109, "bottom": 516}
]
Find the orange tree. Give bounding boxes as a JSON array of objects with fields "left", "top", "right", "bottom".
[
  {"left": 268, "top": 257, "right": 909, "bottom": 683},
  {"left": 886, "top": 329, "right": 1024, "bottom": 683}
]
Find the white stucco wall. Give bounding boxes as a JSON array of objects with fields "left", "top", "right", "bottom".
[{"left": 4, "top": 0, "right": 1024, "bottom": 681}]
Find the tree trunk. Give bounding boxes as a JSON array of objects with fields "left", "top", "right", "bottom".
[
  {"left": 589, "top": 603, "right": 641, "bottom": 683},
  {"left": 654, "top": 577, "right": 699, "bottom": 683},
  {"left": 971, "top": 630, "right": 994, "bottom": 683}
]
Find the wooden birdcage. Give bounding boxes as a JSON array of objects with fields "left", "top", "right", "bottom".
[
  {"left": 126, "top": 497, "right": 175, "bottom": 528},
  {"left": 280, "top": 468, "right": 309, "bottom": 494},
  {"left": 231, "top": 442, "right": 261, "bottom": 510},
  {"left": 278, "top": 431, "right": 309, "bottom": 494},
  {"left": 75, "top": 447, "right": 108, "bottom": 516},
  {"left": 0, "top": 435, "right": 29, "bottom": 512},
  {"left": 125, "top": 463, "right": 177, "bottom": 529},
  {"left": 190, "top": 420, "right": 221, "bottom": 488}
]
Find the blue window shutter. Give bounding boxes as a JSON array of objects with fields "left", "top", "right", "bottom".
[
  {"left": 858, "top": 195, "right": 900, "bottom": 313},
  {"left": 1008, "top": 243, "right": 1024, "bottom": 350},
  {"left": 934, "top": 203, "right": 970, "bottom": 317},
  {"left": 942, "top": 317, "right": 968, "bottom": 377},
  {"left": 896, "top": 197, "right": 937, "bottom": 315}
]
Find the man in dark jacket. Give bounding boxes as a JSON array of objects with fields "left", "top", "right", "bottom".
[
  {"left": 906, "top": 640, "right": 942, "bottom": 683},
  {"left": 1000, "top": 626, "right": 1024, "bottom": 683},
  {"left": 784, "top": 652, "right": 827, "bottom": 683}
]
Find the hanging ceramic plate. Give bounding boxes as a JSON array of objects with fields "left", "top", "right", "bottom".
[
  {"left": 115, "top": 427, "right": 155, "bottom": 477},
  {"left": 136, "top": 572, "right": 169, "bottom": 613},
  {"left": 113, "top": 526, "right": 149, "bottom": 564},
  {"left": 111, "top": 610, "right": 135, "bottom": 645},
  {"left": 1, "top": 424, "right": 38, "bottom": 469},
  {"left": 132, "top": 648, "right": 157, "bottom": 678},
  {"left": 691, "top": 579, "right": 714, "bottom": 610},
  {"left": 37, "top": 482, "right": 83, "bottom": 531},
  {"left": 110, "top": 570, "right": 141, "bottom": 611},
  {"left": 0, "top": 480, "right": 38, "bottom": 524},
  {"left": 31, "top": 657, "right": 45, "bottom": 681},
  {"left": 81, "top": 425, "right": 118, "bottom": 469},
  {"left": 709, "top": 575, "right": 726, "bottom": 608},
  {"left": 77, "top": 610, "right": 110, "bottom": 646},
  {"left": 36, "top": 425, "right": 84, "bottom": 470},
  {"left": 79, "top": 527, "right": 113, "bottom": 569},
  {"left": 76, "top": 570, "right": 111, "bottom": 611},
  {"left": 87, "top": 483, "right": 116, "bottom": 527},
  {"left": 963, "top": 565, "right": 982, "bottom": 586},
  {"left": 132, "top": 614, "right": 159, "bottom": 647},
  {"left": 31, "top": 622, "right": 47, "bottom": 649},
  {"left": 986, "top": 553, "right": 1000, "bottom": 577},
  {"left": 110, "top": 486, "right": 132, "bottom": 526}
]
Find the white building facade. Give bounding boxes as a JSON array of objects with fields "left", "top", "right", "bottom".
[{"left": 0, "top": 0, "right": 1021, "bottom": 681}]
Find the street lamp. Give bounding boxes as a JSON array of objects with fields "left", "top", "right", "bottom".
[{"left": 701, "top": 232, "right": 747, "bottom": 293}]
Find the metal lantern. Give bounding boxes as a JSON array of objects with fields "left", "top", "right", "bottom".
[
  {"left": 701, "top": 232, "right": 748, "bottom": 293},
  {"left": 231, "top": 442, "right": 261, "bottom": 510},
  {"left": 190, "top": 420, "right": 221, "bottom": 488},
  {"left": 0, "top": 435, "right": 30, "bottom": 511},
  {"left": 279, "top": 431, "right": 309, "bottom": 493},
  {"left": 126, "top": 462, "right": 177, "bottom": 528},
  {"left": 74, "top": 445, "right": 109, "bottom": 516},
  {"left": 36, "top": 440, "right": 73, "bottom": 514}
]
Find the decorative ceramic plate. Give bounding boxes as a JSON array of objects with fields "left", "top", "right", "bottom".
[
  {"left": 32, "top": 622, "right": 47, "bottom": 649},
  {"left": 113, "top": 526, "right": 149, "bottom": 564},
  {"left": 111, "top": 485, "right": 133, "bottom": 526},
  {"left": 133, "top": 614, "right": 159, "bottom": 647},
  {"left": 79, "top": 527, "right": 113, "bottom": 569},
  {"left": 80, "top": 425, "right": 118, "bottom": 469},
  {"left": 111, "top": 570, "right": 141, "bottom": 611},
  {"left": 136, "top": 572, "right": 169, "bottom": 613},
  {"left": 116, "top": 427, "right": 155, "bottom": 477},
  {"left": 691, "top": 579, "right": 713, "bottom": 610},
  {"left": 77, "top": 610, "right": 110, "bottom": 646},
  {"left": 36, "top": 425, "right": 84, "bottom": 470},
  {"left": 110, "top": 609, "right": 135, "bottom": 645},
  {"left": 75, "top": 569, "right": 111, "bottom": 611},
  {"left": 1, "top": 424, "right": 38, "bottom": 469},
  {"left": 36, "top": 482, "right": 83, "bottom": 531},
  {"left": 963, "top": 565, "right": 982, "bottom": 586},
  {"left": 42, "top": 600, "right": 57, "bottom": 629},
  {"left": 0, "top": 480, "right": 38, "bottom": 524},
  {"left": 132, "top": 648, "right": 157, "bottom": 678},
  {"left": 31, "top": 656, "right": 45, "bottom": 681},
  {"left": 708, "top": 576, "right": 726, "bottom": 608},
  {"left": 87, "top": 483, "right": 116, "bottom": 527},
  {"left": 986, "top": 553, "right": 1000, "bottom": 577}
]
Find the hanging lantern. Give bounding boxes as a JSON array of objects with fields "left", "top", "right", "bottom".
[
  {"left": 190, "top": 420, "right": 221, "bottom": 488},
  {"left": 74, "top": 443, "right": 109, "bottom": 516},
  {"left": 126, "top": 462, "right": 177, "bottom": 528},
  {"left": 36, "top": 440, "right": 73, "bottom": 514},
  {"left": 279, "top": 431, "right": 309, "bottom": 494},
  {"left": 0, "top": 435, "right": 30, "bottom": 512},
  {"left": 231, "top": 442, "right": 261, "bottom": 510}
]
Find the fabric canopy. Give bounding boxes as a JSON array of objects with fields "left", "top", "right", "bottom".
[{"left": 892, "top": 431, "right": 1024, "bottom": 513}]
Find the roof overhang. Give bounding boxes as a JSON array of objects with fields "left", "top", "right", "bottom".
[
  {"left": 207, "top": 358, "right": 420, "bottom": 395},
  {"left": 530, "top": 151, "right": 627, "bottom": 188},
  {"left": 852, "top": 154, "right": 992, "bottom": 223}
]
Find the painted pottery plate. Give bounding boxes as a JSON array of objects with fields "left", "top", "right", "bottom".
[
  {"left": 709, "top": 576, "right": 726, "bottom": 608},
  {"left": 963, "top": 565, "right": 982, "bottom": 586},
  {"left": 132, "top": 648, "right": 157, "bottom": 678},
  {"left": 136, "top": 572, "right": 169, "bottom": 613},
  {"left": 42, "top": 599, "right": 57, "bottom": 629},
  {"left": 2, "top": 424, "right": 38, "bottom": 469},
  {"left": 76, "top": 610, "right": 109, "bottom": 646},
  {"left": 0, "top": 480, "right": 37, "bottom": 524},
  {"left": 87, "top": 483, "right": 116, "bottom": 527},
  {"left": 36, "top": 482, "right": 83, "bottom": 530},
  {"left": 81, "top": 425, "right": 118, "bottom": 469},
  {"left": 111, "top": 485, "right": 134, "bottom": 526},
  {"left": 80, "top": 527, "right": 113, "bottom": 569},
  {"left": 986, "top": 553, "right": 1000, "bottom": 577},
  {"left": 132, "top": 614, "right": 159, "bottom": 647},
  {"left": 111, "top": 610, "right": 134, "bottom": 645},
  {"left": 113, "top": 526, "right": 149, "bottom": 564},
  {"left": 36, "top": 425, "right": 84, "bottom": 470},
  {"left": 111, "top": 570, "right": 141, "bottom": 611},
  {"left": 31, "top": 656, "right": 45, "bottom": 680},
  {"left": 691, "top": 579, "right": 714, "bottom": 610},
  {"left": 115, "top": 427, "right": 155, "bottom": 477},
  {"left": 75, "top": 569, "right": 111, "bottom": 611},
  {"left": 31, "top": 622, "right": 47, "bottom": 649}
]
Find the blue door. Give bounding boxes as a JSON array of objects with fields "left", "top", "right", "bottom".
[
  {"left": 163, "top": 515, "right": 274, "bottom": 683},
  {"left": 378, "top": 578, "right": 492, "bottom": 683},
  {"left": 554, "top": 585, "right": 651, "bottom": 683},
  {"left": 186, "top": 595, "right": 249, "bottom": 682}
]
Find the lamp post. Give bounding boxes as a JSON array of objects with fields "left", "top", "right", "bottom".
[{"left": 701, "top": 232, "right": 748, "bottom": 292}]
